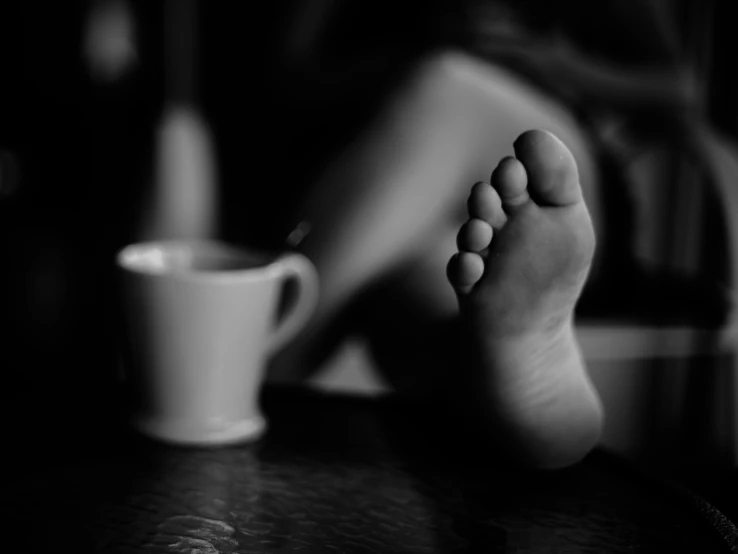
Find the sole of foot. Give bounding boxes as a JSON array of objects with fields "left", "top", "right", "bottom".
[{"left": 447, "top": 129, "right": 603, "bottom": 469}]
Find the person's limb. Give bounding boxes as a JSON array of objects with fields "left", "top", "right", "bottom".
[
  {"left": 265, "top": 52, "right": 606, "bottom": 467},
  {"left": 352, "top": 131, "right": 603, "bottom": 469},
  {"left": 264, "top": 52, "right": 603, "bottom": 470},
  {"left": 266, "top": 50, "right": 602, "bottom": 384}
]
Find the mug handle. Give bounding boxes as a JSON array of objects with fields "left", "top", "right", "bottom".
[{"left": 267, "top": 252, "right": 320, "bottom": 355}]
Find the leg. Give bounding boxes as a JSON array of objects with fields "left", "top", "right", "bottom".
[{"left": 267, "top": 50, "right": 603, "bottom": 385}]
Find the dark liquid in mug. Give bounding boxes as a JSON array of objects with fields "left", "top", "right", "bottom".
[
  {"left": 188, "top": 255, "right": 268, "bottom": 271},
  {"left": 181, "top": 248, "right": 273, "bottom": 272}
]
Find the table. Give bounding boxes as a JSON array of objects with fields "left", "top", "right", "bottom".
[{"left": 6, "top": 386, "right": 738, "bottom": 553}]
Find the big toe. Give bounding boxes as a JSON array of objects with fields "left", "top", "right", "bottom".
[{"left": 513, "top": 130, "right": 582, "bottom": 206}]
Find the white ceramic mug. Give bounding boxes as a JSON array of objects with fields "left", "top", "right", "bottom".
[{"left": 116, "top": 240, "right": 319, "bottom": 446}]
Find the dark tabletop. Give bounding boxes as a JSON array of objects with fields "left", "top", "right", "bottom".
[{"left": 5, "top": 385, "right": 738, "bottom": 553}]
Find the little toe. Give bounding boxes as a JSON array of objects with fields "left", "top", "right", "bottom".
[
  {"left": 457, "top": 218, "right": 493, "bottom": 252},
  {"left": 513, "top": 130, "right": 582, "bottom": 206},
  {"left": 491, "top": 156, "right": 529, "bottom": 209},
  {"left": 447, "top": 252, "right": 485, "bottom": 293},
  {"left": 468, "top": 181, "right": 507, "bottom": 229}
]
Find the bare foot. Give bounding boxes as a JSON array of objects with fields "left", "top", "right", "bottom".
[{"left": 447, "top": 129, "right": 603, "bottom": 469}]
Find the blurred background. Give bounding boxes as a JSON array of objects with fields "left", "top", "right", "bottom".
[{"left": 1, "top": 0, "right": 738, "bottom": 474}]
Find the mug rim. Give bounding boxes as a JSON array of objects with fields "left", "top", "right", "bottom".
[{"left": 116, "top": 239, "right": 286, "bottom": 283}]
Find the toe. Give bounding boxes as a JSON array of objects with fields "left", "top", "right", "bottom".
[
  {"left": 468, "top": 181, "right": 507, "bottom": 229},
  {"left": 457, "top": 218, "right": 493, "bottom": 252},
  {"left": 491, "top": 156, "right": 529, "bottom": 209},
  {"left": 447, "top": 252, "right": 485, "bottom": 293},
  {"left": 513, "top": 130, "right": 582, "bottom": 206}
]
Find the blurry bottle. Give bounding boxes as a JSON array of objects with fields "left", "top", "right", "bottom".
[{"left": 137, "top": 0, "right": 217, "bottom": 242}]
